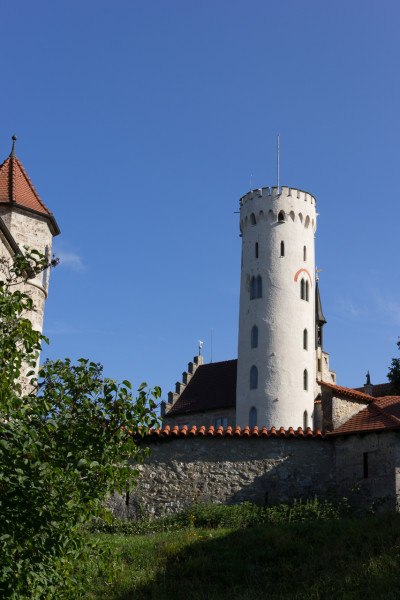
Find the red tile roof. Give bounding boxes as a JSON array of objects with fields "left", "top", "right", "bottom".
[
  {"left": 145, "top": 424, "right": 325, "bottom": 439},
  {"left": 329, "top": 396, "right": 400, "bottom": 436},
  {"left": 318, "top": 380, "right": 374, "bottom": 402},
  {"left": 0, "top": 153, "right": 59, "bottom": 235},
  {"left": 353, "top": 382, "right": 394, "bottom": 397},
  {"left": 166, "top": 359, "right": 237, "bottom": 416}
]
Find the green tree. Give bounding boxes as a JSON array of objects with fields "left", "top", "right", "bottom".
[
  {"left": 0, "top": 249, "right": 161, "bottom": 599},
  {"left": 387, "top": 339, "right": 400, "bottom": 394}
]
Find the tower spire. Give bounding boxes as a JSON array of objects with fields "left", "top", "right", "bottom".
[{"left": 9, "top": 135, "right": 17, "bottom": 158}]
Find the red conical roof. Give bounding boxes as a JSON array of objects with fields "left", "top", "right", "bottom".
[{"left": 0, "top": 139, "right": 59, "bottom": 235}]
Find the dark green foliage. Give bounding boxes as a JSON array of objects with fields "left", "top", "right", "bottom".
[
  {"left": 0, "top": 250, "right": 161, "bottom": 599},
  {"left": 86, "top": 513, "right": 400, "bottom": 599},
  {"left": 388, "top": 339, "right": 400, "bottom": 394}
]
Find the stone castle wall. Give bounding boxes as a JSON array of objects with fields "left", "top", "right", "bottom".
[{"left": 108, "top": 435, "right": 335, "bottom": 520}]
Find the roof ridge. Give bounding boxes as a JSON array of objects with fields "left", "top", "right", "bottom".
[
  {"left": 318, "top": 380, "right": 374, "bottom": 401},
  {"left": 144, "top": 424, "right": 325, "bottom": 439},
  {"left": 372, "top": 402, "right": 400, "bottom": 426}
]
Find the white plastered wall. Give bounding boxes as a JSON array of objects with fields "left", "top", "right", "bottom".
[{"left": 236, "top": 186, "right": 317, "bottom": 429}]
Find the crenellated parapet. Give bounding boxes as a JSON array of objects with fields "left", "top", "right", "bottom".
[{"left": 239, "top": 186, "right": 317, "bottom": 235}]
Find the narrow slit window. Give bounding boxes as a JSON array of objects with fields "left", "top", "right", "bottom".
[
  {"left": 250, "top": 277, "right": 256, "bottom": 299},
  {"left": 303, "top": 369, "right": 308, "bottom": 391},
  {"left": 280, "top": 241, "right": 285, "bottom": 257},
  {"left": 251, "top": 325, "right": 258, "bottom": 348},
  {"left": 306, "top": 280, "right": 309, "bottom": 301},
  {"left": 303, "top": 246, "right": 307, "bottom": 261},
  {"left": 255, "top": 242, "right": 259, "bottom": 258},
  {"left": 278, "top": 211, "right": 285, "bottom": 222},
  {"left": 303, "top": 410, "right": 308, "bottom": 430},
  {"left": 300, "top": 279, "right": 305, "bottom": 300},
  {"left": 303, "top": 329, "right": 308, "bottom": 350},
  {"left": 257, "top": 275, "right": 262, "bottom": 298},
  {"left": 250, "top": 365, "right": 258, "bottom": 389},
  {"left": 250, "top": 213, "right": 256, "bottom": 225},
  {"left": 363, "top": 452, "right": 369, "bottom": 478}
]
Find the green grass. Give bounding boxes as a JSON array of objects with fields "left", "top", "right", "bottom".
[{"left": 85, "top": 513, "right": 400, "bottom": 599}]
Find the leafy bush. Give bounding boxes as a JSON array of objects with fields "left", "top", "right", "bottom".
[{"left": 0, "top": 250, "right": 161, "bottom": 599}]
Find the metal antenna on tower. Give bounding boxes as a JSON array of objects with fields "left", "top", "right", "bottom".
[
  {"left": 250, "top": 173, "right": 253, "bottom": 191},
  {"left": 210, "top": 329, "right": 213, "bottom": 363},
  {"left": 277, "top": 134, "right": 280, "bottom": 192}
]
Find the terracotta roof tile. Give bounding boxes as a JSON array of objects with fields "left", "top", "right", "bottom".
[
  {"left": 330, "top": 395, "right": 400, "bottom": 436},
  {"left": 318, "top": 380, "right": 374, "bottom": 402},
  {"left": 145, "top": 425, "right": 325, "bottom": 439},
  {"left": 0, "top": 153, "right": 59, "bottom": 235}
]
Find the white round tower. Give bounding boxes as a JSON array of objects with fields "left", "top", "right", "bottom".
[{"left": 236, "top": 186, "right": 316, "bottom": 430}]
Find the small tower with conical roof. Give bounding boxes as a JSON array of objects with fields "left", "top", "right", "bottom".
[
  {"left": 236, "top": 185, "right": 317, "bottom": 430},
  {"left": 0, "top": 136, "right": 60, "bottom": 334}
]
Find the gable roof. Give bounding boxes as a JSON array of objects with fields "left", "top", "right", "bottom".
[
  {"left": 330, "top": 395, "right": 400, "bottom": 436},
  {"left": 0, "top": 146, "right": 60, "bottom": 235},
  {"left": 318, "top": 380, "right": 374, "bottom": 402},
  {"left": 166, "top": 359, "right": 237, "bottom": 416},
  {"left": 353, "top": 382, "right": 394, "bottom": 398}
]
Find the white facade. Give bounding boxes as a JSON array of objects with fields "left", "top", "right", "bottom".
[{"left": 236, "top": 186, "right": 317, "bottom": 430}]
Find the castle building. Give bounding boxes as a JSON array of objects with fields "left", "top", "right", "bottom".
[
  {"left": 117, "top": 179, "right": 400, "bottom": 520},
  {"left": 162, "top": 185, "right": 335, "bottom": 431},
  {"left": 0, "top": 136, "right": 59, "bottom": 336}
]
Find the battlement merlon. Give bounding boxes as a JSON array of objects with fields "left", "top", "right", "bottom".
[{"left": 239, "top": 186, "right": 316, "bottom": 207}]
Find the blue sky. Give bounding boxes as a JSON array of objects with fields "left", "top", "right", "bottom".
[{"left": 1, "top": 0, "right": 399, "bottom": 401}]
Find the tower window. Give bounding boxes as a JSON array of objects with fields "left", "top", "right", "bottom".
[
  {"left": 250, "top": 365, "right": 258, "bottom": 389},
  {"left": 250, "top": 213, "right": 256, "bottom": 225},
  {"left": 303, "top": 410, "right": 308, "bottom": 430},
  {"left": 251, "top": 276, "right": 262, "bottom": 299},
  {"left": 306, "top": 280, "right": 309, "bottom": 301},
  {"left": 251, "top": 277, "right": 256, "bottom": 299},
  {"left": 303, "top": 329, "right": 308, "bottom": 350},
  {"left": 303, "top": 369, "right": 308, "bottom": 391},
  {"left": 251, "top": 325, "right": 258, "bottom": 348},
  {"left": 250, "top": 407, "right": 257, "bottom": 429},
  {"left": 300, "top": 279, "right": 305, "bottom": 300},
  {"left": 303, "top": 246, "right": 307, "bottom": 261},
  {"left": 257, "top": 275, "right": 262, "bottom": 298},
  {"left": 255, "top": 242, "right": 259, "bottom": 258},
  {"left": 363, "top": 452, "right": 369, "bottom": 478},
  {"left": 278, "top": 211, "right": 285, "bottom": 222},
  {"left": 280, "top": 241, "right": 285, "bottom": 257}
]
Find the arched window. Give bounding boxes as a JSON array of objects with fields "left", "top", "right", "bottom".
[
  {"left": 303, "top": 410, "right": 308, "bottom": 430},
  {"left": 250, "top": 365, "right": 258, "bottom": 389},
  {"left": 280, "top": 241, "right": 285, "bottom": 257},
  {"left": 306, "top": 280, "right": 309, "bottom": 301},
  {"left": 250, "top": 277, "right": 256, "bottom": 299},
  {"left": 250, "top": 407, "right": 257, "bottom": 429},
  {"left": 255, "top": 242, "right": 259, "bottom": 258},
  {"left": 278, "top": 210, "right": 285, "bottom": 222},
  {"left": 300, "top": 279, "right": 305, "bottom": 300},
  {"left": 251, "top": 325, "right": 258, "bottom": 348},
  {"left": 250, "top": 213, "right": 256, "bottom": 225},
  {"left": 257, "top": 275, "right": 262, "bottom": 298},
  {"left": 303, "top": 329, "right": 308, "bottom": 350},
  {"left": 303, "top": 369, "right": 308, "bottom": 391},
  {"left": 303, "top": 246, "right": 307, "bottom": 261}
]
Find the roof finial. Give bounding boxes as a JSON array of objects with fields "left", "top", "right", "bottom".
[
  {"left": 10, "top": 135, "right": 17, "bottom": 158},
  {"left": 198, "top": 340, "right": 203, "bottom": 356}
]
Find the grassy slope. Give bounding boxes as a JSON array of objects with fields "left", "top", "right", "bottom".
[{"left": 86, "top": 514, "right": 400, "bottom": 600}]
